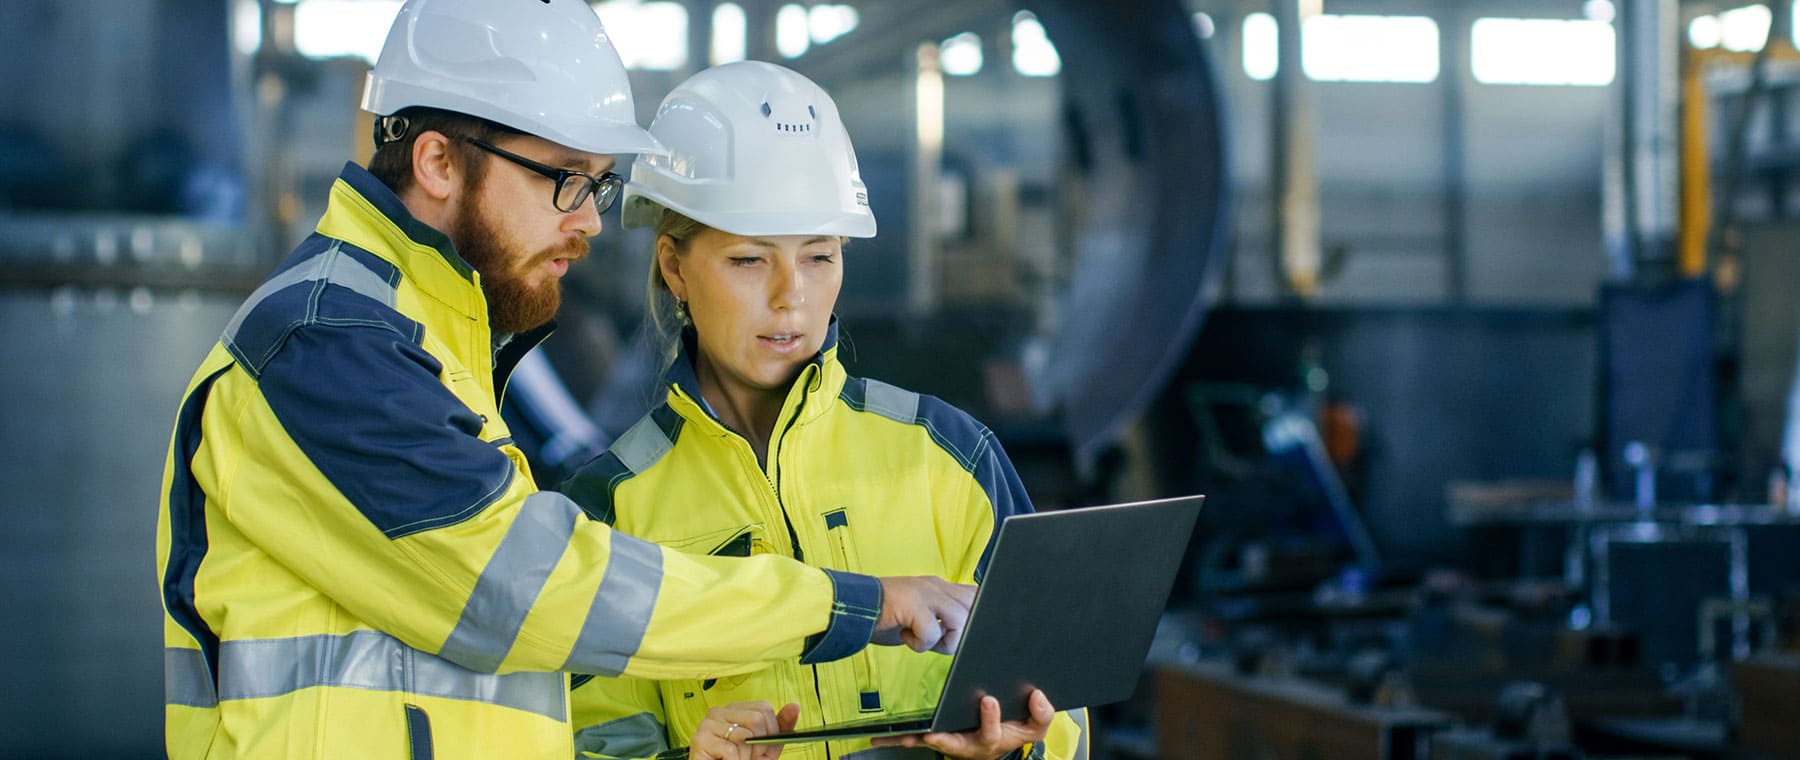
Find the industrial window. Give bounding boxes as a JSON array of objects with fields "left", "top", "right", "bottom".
[
  {"left": 1243, "top": 12, "right": 1279, "bottom": 80},
  {"left": 285, "top": 0, "right": 695, "bottom": 72},
  {"left": 231, "top": 0, "right": 260, "bottom": 57},
  {"left": 770, "top": 3, "right": 860, "bottom": 59},
  {"left": 711, "top": 3, "right": 747, "bottom": 65},
  {"left": 1012, "top": 11, "right": 1062, "bottom": 77},
  {"left": 777, "top": 4, "right": 809, "bottom": 58},
  {"left": 1241, "top": 13, "right": 1440, "bottom": 83},
  {"left": 807, "top": 5, "right": 860, "bottom": 45},
  {"left": 1687, "top": 4, "right": 1773, "bottom": 51},
  {"left": 594, "top": 1, "right": 688, "bottom": 71},
  {"left": 1470, "top": 17, "right": 1615, "bottom": 86},
  {"left": 291, "top": 0, "right": 403, "bottom": 63},
  {"left": 941, "top": 33, "right": 984, "bottom": 77}
]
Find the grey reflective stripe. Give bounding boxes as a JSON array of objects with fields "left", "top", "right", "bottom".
[
  {"left": 165, "top": 647, "right": 218, "bottom": 708},
  {"left": 611, "top": 413, "right": 675, "bottom": 474},
  {"left": 1069, "top": 707, "right": 1090, "bottom": 760},
  {"left": 170, "top": 632, "right": 564, "bottom": 720},
  {"left": 564, "top": 529, "right": 665, "bottom": 676},
  {"left": 222, "top": 240, "right": 397, "bottom": 345},
  {"left": 329, "top": 247, "right": 401, "bottom": 307},
  {"left": 859, "top": 379, "right": 920, "bottom": 425},
  {"left": 572, "top": 710, "right": 670, "bottom": 758},
  {"left": 440, "top": 491, "right": 579, "bottom": 673}
]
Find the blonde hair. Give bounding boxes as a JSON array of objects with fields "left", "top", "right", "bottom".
[{"left": 645, "top": 205, "right": 710, "bottom": 367}]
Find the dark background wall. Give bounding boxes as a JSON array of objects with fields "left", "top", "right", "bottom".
[{"left": 1162, "top": 306, "right": 1598, "bottom": 573}]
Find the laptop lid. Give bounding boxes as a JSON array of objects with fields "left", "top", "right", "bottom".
[{"left": 751, "top": 494, "right": 1204, "bottom": 744}]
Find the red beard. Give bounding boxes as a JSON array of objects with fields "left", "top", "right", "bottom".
[{"left": 450, "top": 200, "right": 588, "bottom": 334}]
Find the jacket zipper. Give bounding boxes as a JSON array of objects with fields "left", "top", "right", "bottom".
[
  {"left": 691, "top": 372, "right": 835, "bottom": 759},
  {"left": 769, "top": 391, "right": 836, "bottom": 760},
  {"left": 724, "top": 386, "right": 832, "bottom": 760}
]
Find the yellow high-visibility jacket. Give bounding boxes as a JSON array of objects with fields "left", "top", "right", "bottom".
[
  {"left": 561, "top": 326, "right": 1090, "bottom": 760},
  {"left": 156, "top": 163, "right": 882, "bottom": 759}
]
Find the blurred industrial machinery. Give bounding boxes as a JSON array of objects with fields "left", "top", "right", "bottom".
[{"left": 9, "top": 0, "right": 1800, "bottom": 758}]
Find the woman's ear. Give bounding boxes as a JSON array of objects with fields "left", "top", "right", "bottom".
[
  {"left": 657, "top": 234, "right": 687, "bottom": 300},
  {"left": 412, "top": 131, "right": 458, "bottom": 201}
]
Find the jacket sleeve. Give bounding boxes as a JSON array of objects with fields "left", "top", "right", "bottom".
[
  {"left": 570, "top": 674, "right": 674, "bottom": 760},
  {"left": 939, "top": 412, "right": 1090, "bottom": 760},
  {"left": 1030, "top": 708, "right": 1090, "bottom": 760},
  {"left": 223, "top": 322, "right": 879, "bottom": 678},
  {"left": 939, "top": 406, "right": 1035, "bottom": 584}
]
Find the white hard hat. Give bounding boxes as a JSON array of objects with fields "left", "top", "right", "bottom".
[
  {"left": 361, "top": 0, "right": 663, "bottom": 156},
  {"left": 622, "top": 60, "right": 875, "bottom": 238}
]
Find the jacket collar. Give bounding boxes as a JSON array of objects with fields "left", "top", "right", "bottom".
[
  {"left": 495, "top": 321, "right": 557, "bottom": 403},
  {"left": 334, "top": 162, "right": 477, "bottom": 277},
  {"left": 664, "top": 318, "right": 846, "bottom": 430},
  {"left": 316, "top": 162, "right": 487, "bottom": 323},
  {"left": 314, "top": 162, "right": 547, "bottom": 388}
]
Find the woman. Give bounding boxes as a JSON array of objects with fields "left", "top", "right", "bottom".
[{"left": 562, "top": 61, "right": 1087, "bottom": 760}]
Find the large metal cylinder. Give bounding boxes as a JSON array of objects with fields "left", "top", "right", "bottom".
[{"left": 1022, "top": 0, "right": 1231, "bottom": 467}]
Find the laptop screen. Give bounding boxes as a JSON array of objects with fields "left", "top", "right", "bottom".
[{"left": 751, "top": 494, "right": 1205, "bottom": 744}]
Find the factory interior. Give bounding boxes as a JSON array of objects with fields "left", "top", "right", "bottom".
[{"left": 7, "top": 0, "right": 1800, "bottom": 757}]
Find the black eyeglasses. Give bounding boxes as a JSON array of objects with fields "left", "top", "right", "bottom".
[{"left": 463, "top": 137, "right": 624, "bottom": 214}]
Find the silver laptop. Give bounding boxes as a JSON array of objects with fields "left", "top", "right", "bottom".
[{"left": 749, "top": 494, "right": 1205, "bottom": 745}]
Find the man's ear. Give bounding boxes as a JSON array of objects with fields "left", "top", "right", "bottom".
[
  {"left": 657, "top": 235, "right": 686, "bottom": 300},
  {"left": 412, "top": 131, "right": 459, "bottom": 201}
]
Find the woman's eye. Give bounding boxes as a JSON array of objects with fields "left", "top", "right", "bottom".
[{"left": 730, "top": 257, "right": 763, "bottom": 266}]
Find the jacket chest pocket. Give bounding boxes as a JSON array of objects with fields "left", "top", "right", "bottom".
[
  {"left": 822, "top": 509, "right": 883, "bottom": 715},
  {"left": 822, "top": 509, "right": 861, "bottom": 570},
  {"left": 665, "top": 523, "right": 773, "bottom": 558},
  {"left": 442, "top": 369, "right": 507, "bottom": 441}
]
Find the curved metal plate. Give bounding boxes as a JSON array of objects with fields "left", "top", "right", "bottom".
[{"left": 1023, "top": 0, "right": 1231, "bottom": 467}]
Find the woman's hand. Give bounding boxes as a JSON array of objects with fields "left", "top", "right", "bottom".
[
  {"left": 869, "top": 690, "right": 1056, "bottom": 760},
  {"left": 689, "top": 701, "right": 801, "bottom": 760}
]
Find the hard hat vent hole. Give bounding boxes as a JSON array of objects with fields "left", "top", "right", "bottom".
[{"left": 762, "top": 101, "right": 813, "bottom": 134}]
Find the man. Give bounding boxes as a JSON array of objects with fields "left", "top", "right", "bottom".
[{"left": 155, "top": 1, "right": 971, "bottom": 757}]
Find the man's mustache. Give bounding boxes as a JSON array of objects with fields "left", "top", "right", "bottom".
[{"left": 534, "top": 237, "right": 590, "bottom": 266}]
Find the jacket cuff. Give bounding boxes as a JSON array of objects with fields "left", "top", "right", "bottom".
[{"left": 798, "top": 570, "right": 882, "bottom": 664}]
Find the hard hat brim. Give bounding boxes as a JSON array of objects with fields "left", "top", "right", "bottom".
[
  {"left": 622, "top": 189, "right": 876, "bottom": 239},
  {"left": 363, "top": 78, "right": 669, "bottom": 157}
]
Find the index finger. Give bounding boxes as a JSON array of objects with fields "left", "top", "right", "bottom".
[
  {"left": 903, "top": 615, "right": 944, "bottom": 653},
  {"left": 931, "top": 617, "right": 964, "bottom": 655}
]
